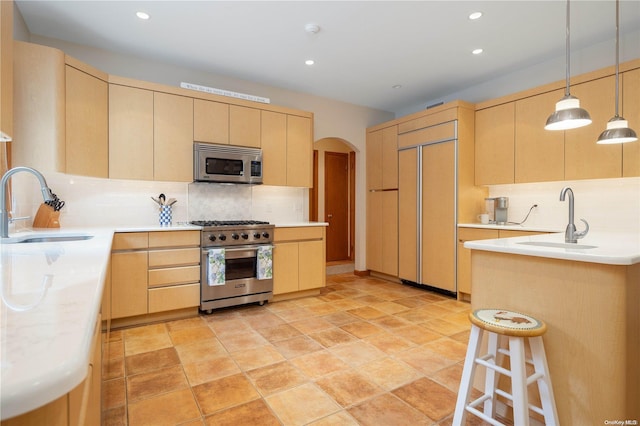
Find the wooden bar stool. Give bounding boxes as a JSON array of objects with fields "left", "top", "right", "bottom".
[{"left": 453, "top": 309, "right": 559, "bottom": 426}]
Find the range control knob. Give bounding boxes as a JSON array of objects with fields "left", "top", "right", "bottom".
[
  {"left": 262, "top": 231, "right": 270, "bottom": 239},
  {"left": 218, "top": 234, "right": 226, "bottom": 241},
  {"left": 208, "top": 235, "right": 216, "bottom": 242},
  {"left": 231, "top": 233, "right": 240, "bottom": 240},
  {"left": 253, "top": 233, "right": 261, "bottom": 239},
  {"left": 241, "top": 233, "right": 249, "bottom": 240}
]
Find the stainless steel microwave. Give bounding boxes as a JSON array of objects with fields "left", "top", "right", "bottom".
[{"left": 193, "top": 142, "right": 263, "bottom": 184}]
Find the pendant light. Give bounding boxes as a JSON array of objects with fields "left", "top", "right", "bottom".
[
  {"left": 545, "top": 0, "right": 592, "bottom": 131},
  {"left": 597, "top": 0, "right": 638, "bottom": 144}
]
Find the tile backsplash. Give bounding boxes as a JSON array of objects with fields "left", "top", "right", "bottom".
[
  {"left": 9, "top": 172, "right": 307, "bottom": 231},
  {"left": 486, "top": 177, "right": 640, "bottom": 233}
]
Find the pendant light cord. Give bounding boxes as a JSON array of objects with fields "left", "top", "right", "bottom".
[
  {"left": 564, "top": 0, "right": 571, "bottom": 97},
  {"left": 614, "top": 0, "right": 620, "bottom": 118}
]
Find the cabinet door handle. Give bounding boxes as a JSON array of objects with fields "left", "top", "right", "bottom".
[{"left": 327, "top": 214, "right": 333, "bottom": 218}]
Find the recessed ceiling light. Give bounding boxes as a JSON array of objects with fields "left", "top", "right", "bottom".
[
  {"left": 469, "top": 11, "right": 483, "bottom": 20},
  {"left": 392, "top": 85, "right": 402, "bottom": 89},
  {"left": 472, "top": 48, "right": 484, "bottom": 55},
  {"left": 136, "top": 11, "right": 150, "bottom": 20},
  {"left": 305, "top": 59, "right": 315, "bottom": 66}
]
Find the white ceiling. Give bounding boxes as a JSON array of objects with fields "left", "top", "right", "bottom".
[{"left": 14, "top": 1, "right": 640, "bottom": 113}]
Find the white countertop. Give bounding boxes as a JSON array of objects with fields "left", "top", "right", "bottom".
[
  {"left": 274, "top": 222, "right": 328, "bottom": 227},
  {"left": 458, "top": 223, "right": 563, "bottom": 233},
  {"left": 464, "top": 231, "right": 640, "bottom": 265},
  {"left": 1, "top": 228, "right": 114, "bottom": 420}
]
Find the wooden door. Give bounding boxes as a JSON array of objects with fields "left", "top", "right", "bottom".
[
  {"left": 475, "top": 103, "right": 515, "bottom": 185},
  {"left": 422, "top": 141, "right": 456, "bottom": 292},
  {"left": 398, "top": 148, "right": 418, "bottom": 282},
  {"left": 286, "top": 115, "right": 313, "bottom": 187},
  {"left": 325, "top": 151, "right": 349, "bottom": 261},
  {"left": 261, "top": 110, "right": 287, "bottom": 186}
]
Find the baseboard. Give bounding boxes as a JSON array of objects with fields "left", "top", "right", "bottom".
[{"left": 354, "top": 269, "right": 370, "bottom": 276}]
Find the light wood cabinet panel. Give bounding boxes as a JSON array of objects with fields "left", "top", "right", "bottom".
[
  {"left": 398, "top": 149, "right": 418, "bottom": 283},
  {"left": 112, "top": 232, "right": 148, "bottom": 250},
  {"left": 148, "top": 230, "right": 200, "bottom": 248},
  {"left": 111, "top": 251, "right": 148, "bottom": 319},
  {"left": 381, "top": 190, "right": 398, "bottom": 276},
  {"left": 366, "top": 190, "right": 398, "bottom": 276},
  {"left": 109, "top": 84, "right": 154, "bottom": 180},
  {"left": 286, "top": 115, "right": 313, "bottom": 187},
  {"left": 565, "top": 75, "right": 622, "bottom": 180},
  {"left": 261, "top": 110, "right": 287, "bottom": 186},
  {"left": 229, "top": 105, "right": 260, "bottom": 148},
  {"left": 148, "top": 283, "right": 200, "bottom": 313},
  {"left": 148, "top": 265, "right": 200, "bottom": 288},
  {"left": 1, "top": 1, "right": 13, "bottom": 144},
  {"left": 398, "top": 122, "right": 455, "bottom": 148},
  {"left": 515, "top": 89, "right": 565, "bottom": 182},
  {"left": 154, "top": 92, "right": 193, "bottom": 182},
  {"left": 298, "top": 240, "right": 324, "bottom": 291},
  {"left": 273, "top": 226, "right": 325, "bottom": 295},
  {"left": 421, "top": 141, "right": 456, "bottom": 292},
  {"left": 475, "top": 103, "right": 515, "bottom": 185},
  {"left": 381, "top": 126, "right": 398, "bottom": 189},
  {"left": 273, "top": 241, "right": 299, "bottom": 295},
  {"left": 366, "top": 129, "right": 382, "bottom": 190},
  {"left": 194, "top": 99, "right": 229, "bottom": 144},
  {"left": 65, "top": 65, "right": 108, "bottom": 177},
  {"left": 457, "top": 228, "right": 499, "bottom": 296},
  {"left": 366, "top": 191, "right": 382, "bottom": 272},
  {"left": 622, "top": 68, "right": 640, "bottom": 177},
  {"left": 148, "top": 247, "right": 200, "bottom": 268}
]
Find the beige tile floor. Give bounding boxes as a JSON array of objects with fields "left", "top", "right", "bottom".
[{"left": 102, "top": 273, "right": 490, "bottom": 425}]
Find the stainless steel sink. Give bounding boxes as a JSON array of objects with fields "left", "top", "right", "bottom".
[
  {"left": 3, "top": 233, "right": 94, "bottom": 244},
  {"left": 517, "top": 241, "right": 597, "bottom": 250}
]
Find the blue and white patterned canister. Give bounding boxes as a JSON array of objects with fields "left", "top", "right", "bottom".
[{"left": 159, "top": 205, "right": 172, "bottom": 226}]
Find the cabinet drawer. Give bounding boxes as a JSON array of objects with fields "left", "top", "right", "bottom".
[
  {"left": 148, "top": 230, "right": 200, "bottom": 248},
  {"left": 398, "top": 122, "right": 455, "bottom": 148},
  {"left": 148, "top": 283, "right": 200, "bottom": 313},
  {"left": 112, "top": 232, "right": 148, "bottom": 250},
  {"left": 149, "top": 248, "right": 200, "bottom": 268},
  {"left": 274, "top": 226, "right": 324, "bottom": 242},
  {"left": 148, "top": 265, "right": 200, "bottom": 288},
  {"left": 458, "top": 228, "right": 499, "bottom": 242}
]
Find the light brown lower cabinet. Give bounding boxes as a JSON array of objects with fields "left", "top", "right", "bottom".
[
  {"left": 2, "top": 315, "right": 102, "bottom": 426},
  {"left": 457, "top": 228, "right": 549, "bottom": 300},
  {"left": 273, "top": 226, "right": 326, "bottom": 296},
  {"left": 110, "top": 231, "right": 200, "bottom": 320}
]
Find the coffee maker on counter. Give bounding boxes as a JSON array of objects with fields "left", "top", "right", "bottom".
[{"left": 485, "top": 197, "right": 509, "bottom": 225}]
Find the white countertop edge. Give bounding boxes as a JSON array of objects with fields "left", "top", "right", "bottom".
[
  {"left": 274, "top": 222, "right": 328, "bottom": 227},
  {"left": 458, "top": 223, "right": 563, "bottom": 233},
  {"left": 1, "top": 229, "right": 113, "bottom": 420},
  {"left": 464, "top": 231, "right": 640, "bottom": 266}
]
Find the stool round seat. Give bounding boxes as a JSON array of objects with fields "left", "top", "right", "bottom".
[{"left": 469, "top": 309, "right": 546, "bottom": 337}]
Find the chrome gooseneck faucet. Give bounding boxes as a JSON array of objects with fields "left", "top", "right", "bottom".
[
  {"left": 1, "top": 166, "right": 55, "bottom": 238},
  {"left": 559, "top": 186, "right": 589, "bottom": 243}
]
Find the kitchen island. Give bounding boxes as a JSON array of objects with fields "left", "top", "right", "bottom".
[{"left": 465, "top": 231, "right": 639, "bottom": 425}]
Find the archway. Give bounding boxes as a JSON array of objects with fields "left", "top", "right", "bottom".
[{"left": 311, "top": 137, "right": 357, "bottom": 264}]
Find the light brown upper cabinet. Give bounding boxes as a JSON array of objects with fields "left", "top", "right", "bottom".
[
  {"left": 261, "top": 110, "right": 287, "bottom": 186},
  {"left": 229, "top": 105, "right": 260, "bottom": 148},
  {"left": 154, "top": 93, "right": 194, "bottom": 182},
  {"left": 65, "top": 64, "right": 108, "bottom": 178},
  {"left": 366, "top": 125, "right": 398, "bottom": 191},
  {"left": 564, "top": 75, "right": 622, "bottom": 180},
  {"left": 475, "top": 102, "right": 515, "bottom": 185},
  {"left": 286, "top": 115, "right": 313, "bottom": 187},
  {"left": 193, "top": 99, "right": 229, "bottom": 144},
  {"left": 514, "top": 89, "right": 565, "bottom": 183},
  {"left": 109, "top": 84, "right": 154, "bottom": 180},
  {"left": 622, "top": 68, "right": 640, "bottom": 177}
]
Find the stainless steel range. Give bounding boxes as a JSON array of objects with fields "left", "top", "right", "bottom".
[{"left": 191, "top": 220, "right": 275, "bottom": 313}]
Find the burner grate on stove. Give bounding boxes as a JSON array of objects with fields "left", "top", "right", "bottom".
[{"left": 190, "top": 220, "right": 270, "bottom": 227}]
